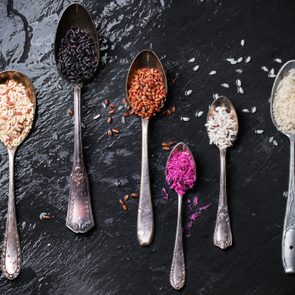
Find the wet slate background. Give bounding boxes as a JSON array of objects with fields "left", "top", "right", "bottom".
[{"left": 1, "top": 0, "right": 295, "bottom": 294}]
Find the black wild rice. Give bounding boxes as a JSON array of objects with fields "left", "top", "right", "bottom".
[{"left": 57, "top": 26, "right": 98, "bottom": 84}]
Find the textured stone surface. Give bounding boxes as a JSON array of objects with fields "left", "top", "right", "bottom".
[{"left": 0, "top": 0, "right": 295, "bottom": 294}]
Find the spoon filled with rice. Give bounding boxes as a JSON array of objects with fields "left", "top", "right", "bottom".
[
  {"left": 205, "top": 96, "right": 238, "bottom": 250},
  {"left": 271, "top": 60, "right": 295, "bottom": 273}
]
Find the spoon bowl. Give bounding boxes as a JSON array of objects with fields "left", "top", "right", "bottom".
[
  {"left": 206, "top": 96, "right": 239, "bottom": 142},
  {"left": 126, "top": 49, "right": 168, "bottom": 103},
  {"left": 0, "top": 70, "right": 36, "bottom": 280},
  {"left": 54, "top": 3, "right": 100, "bottom": 84},
  {"left": 270, "top": 60, "right": 295, "bottom": 137},
  {"left": 0, "top": 70, "right": 36, "bottom": 148},
  {"left": 166, "top": 142, "right": 196, "bottom": 178},
  {"left": 126, "top": 49, "right": 167, "bottom": 246},
  {"left": 270, "top": 60, "right": 295, "bottom": 273}
]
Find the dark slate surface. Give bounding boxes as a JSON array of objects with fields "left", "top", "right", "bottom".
[{"left": 0, "top": 0, "right": 295, "bottom": 294}]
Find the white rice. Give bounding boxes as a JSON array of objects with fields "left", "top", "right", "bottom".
[
  {"left": 261, "top": 66, "right": 269, "bottom": 72},
  {"left": 273, "top": 69, "right": 295, "bottom": 133},
  {"left": 213, "top": 93, "right": 219, "bottom": 100},
  {"left": 242, "top": 109, "right": 250, "bottom": 113},
  {"left": 185, "top": 89, "right": 193, "bottom": 96},
  {"left": 181, "top": 116, "right": 190, "bottom": 122},
  {"left": 205, "top": 106, "right": 237, "bottom": 149},
  {"left": 274, "top": 58, "right": 282, "bottom": 64},
  {"left": 221, "top": 83, "right": 230, "bottom": 88},
  {"left": 245, "top": 56, "right": 251, "bottom": 63},
  {"left": 193, "top": 65, "right": 200, "bottom": 72}
]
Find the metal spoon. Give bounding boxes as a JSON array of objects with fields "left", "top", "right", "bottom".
[
  {"left": 270, "top": 60, "right": 295, "bottom": 273},
  {"left": 54, "top": 3, "right": 100, "bottom": 233},
  {"left": 0, "top": 70, "right": 36, "bottom": 280},
  {"left": 166, "top": 142, "right": 196, "bottom": 290},
  {"left": 206, "top": 96, "right": 238, "bottom": 250},
  {"left": 126, "top": 49, "right": 167, "bottom": 246}
]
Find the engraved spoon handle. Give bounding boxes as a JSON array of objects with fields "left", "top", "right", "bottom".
[
  {"left": 137, "top": 117, "right": 154, "bottom": 246},
  {"left": 170, "top": 194, "right": 185, "bottom": 290},
  {"left": 66, "top": 85, "right": 94, "bottom": 233},
  {"left": 214, "top": 148, "right": 232, "bottom": 249},
  {"left": 282, "top": 137, "right": 295, "bottom": 273},
  {"left": 2, "top": 148, "right": 21, "bottom": 280}
]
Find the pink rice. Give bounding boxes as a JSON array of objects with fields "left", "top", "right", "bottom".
[{"left": 166, "top": 150, "right": 196, "bottom": 195}]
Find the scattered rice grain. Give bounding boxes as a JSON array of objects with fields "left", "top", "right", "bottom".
[
  {"left": 181, "top": 116, "right": 190, "bottom": 122},
  {"left": 238, "top": 86, "right": 244, "bottom": 94},
  {"left": 193, "top": 65, "right": 200, "bottom": 72},
  {"left": 213, "top": 93, "right": 219, "bottom": 100},
  {"left": 197, "top": 111, "right": 204, "bottom": 117},
  {"left": 226, "top": 58, "right": 237, "bottom": 65},
  {"left": 185, "top": 89, "right": 193, "bottom": 96},
  {"left": 221, "top": 83, "right": 229, "bottom": 88},
  {"left": 93, "top": 114, "right": 101, "bottom": 119},
  {"left": 261, "top": 66, "right": 268, "bottom": 72},
  {"left": 245, "top": 56, "right": 251, "bottom": 63}
]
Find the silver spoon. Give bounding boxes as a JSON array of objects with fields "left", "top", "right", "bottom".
[
  {"left": 270, "top": 60, "right": 295, "bottom": 273},
  {"left": 166, "top": 142, "right": 196, "bottom": 290},
  {"left": 206, "top": 96, "right": 238, "bottom": 249},
  {"left": 0, "top": 70, "right": 36, "bottom": 280},
  {"left": 126, "top": 49, "right": 167, "bottom": 246},
  {"left": 54, "top": 3, "right": 100, "bottom": 233}
]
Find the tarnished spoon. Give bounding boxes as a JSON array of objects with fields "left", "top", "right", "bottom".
[
  {"left": 166, "top": 142, "right": 196, "bottom": 290},
  {"left": 0, "top": 70, "right": 36, "bottom": 280},
  {"left": 54, "top": 3, "right": 100, "bottom": 233},
  {"left": 206, "top": 96, "right": 238, "bottom": 249},
  {"left": 270, "top": 60, "right": 295, "bottom": 273},
  {"left": 126, "top": 49, "right": 167, "bottom": 246}
]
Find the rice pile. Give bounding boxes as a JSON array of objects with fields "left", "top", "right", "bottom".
[
  {"left": 205, "top": 106, "right": 237, "bottom": 149},
  {"left": 0, "top": 80, "right": 34, "bottom": 148},
  {"left": 273, "top": 69, "right": 295, "bottom": 133},
  {"left": 166, "top": 150, "right": 196, "bottom": 195}
]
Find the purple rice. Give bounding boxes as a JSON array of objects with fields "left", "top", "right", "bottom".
[{"left": 57, "top": 26, "right": 98, "bottom": 84}]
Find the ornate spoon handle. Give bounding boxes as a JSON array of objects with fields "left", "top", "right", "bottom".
[
  {"left": 2, "top": 148, "right": 21, "bottom": 280},
  {"left": 213, "top": 148, "right": 232, "bottom": 249},
  {"left": 66, "top": 85, "right": 94, "bottom": 233},
  {"left": 137, "top": 117, "right": 153, "bottom": 246},
  {"left": 170, "top": 194, "right": 185, "bottom": 290},
  {"left": 282, "top": 137, "right": 295, "bottom": 273}
]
